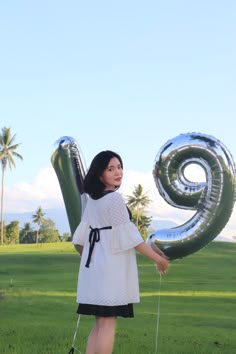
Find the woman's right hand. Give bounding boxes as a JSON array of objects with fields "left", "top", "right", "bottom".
[
  {"left": 135, "top": 242, "right": 170, "bottom": 275},
  {"left": 156, "top": 256, "right": 169, "bottom": 275}
]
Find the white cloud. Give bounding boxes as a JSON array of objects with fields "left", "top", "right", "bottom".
[
  {"left": 4, "top": 166, "right": 236, "bottom": 241},
  {"left": 5, "top": 167, "right": 64, "bottom": 213}
]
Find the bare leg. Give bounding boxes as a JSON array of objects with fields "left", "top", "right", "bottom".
[
  {"left": 86, "top": 316, "right": 117, "bottom": 354},
  {"left": 85, "top": 325, "right": 99, "bottom": 354}
]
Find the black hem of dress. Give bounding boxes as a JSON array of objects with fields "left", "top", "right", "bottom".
[{"left": 77, "top": 303, "right": 134, "bottom": 318}]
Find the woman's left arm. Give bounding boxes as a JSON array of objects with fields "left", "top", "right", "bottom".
[
  {"left": 150, "top": 243, "right": 169, "bottom": 260},
  {"left": 74, "top": 244, "right": 83, "bottom": 256}
]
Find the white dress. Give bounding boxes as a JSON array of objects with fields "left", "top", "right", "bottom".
[{"left": 72, "top": 191, "right": 144, "bottom": 306}]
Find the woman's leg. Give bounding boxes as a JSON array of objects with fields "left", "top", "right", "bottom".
[
  {"left": 85, "top": 323, "right": 99, "bottom": 354},
  {"left": 86, "top": 316, "right": 117, "bottom": 354}
]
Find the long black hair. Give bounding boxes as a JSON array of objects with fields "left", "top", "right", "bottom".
[{"left": 83, "top": 150, "right": 123, "bottom": 199}]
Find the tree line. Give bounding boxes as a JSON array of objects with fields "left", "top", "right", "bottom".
[
  {"left": 0, "top": 127, "right": 153, "bottom": 245},
  {"left": 2, "top": 206, "right": 71, "bottom": 244}
]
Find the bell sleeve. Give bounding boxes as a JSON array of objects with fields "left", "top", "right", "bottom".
[
  {"left": 72, "top": 220, "right": 90, "bottom": 245},
  {"left": 109, "top": 193, "right": 144, "bottom": 253}
]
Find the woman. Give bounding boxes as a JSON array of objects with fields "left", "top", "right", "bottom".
[{"left": 72, "top": 150, "right": 169, "bottom": 354}]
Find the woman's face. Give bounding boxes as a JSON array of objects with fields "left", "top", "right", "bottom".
[{"left": 100, "top": 157, "right": 123, "bottom": 190}]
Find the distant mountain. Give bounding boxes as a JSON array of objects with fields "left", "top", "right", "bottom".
[
  {"left": 5, "top": 212, "right": 177, "bottom": 236},
  {"left": 4, "top": 210, "right": 236, "bottom": 242},
  {"left": 214, "top": 234, "right": 236, "bottom": 243},
  {"left": 150, "top": 219, "right": 178, "bottom": 231},
  {"left": 5, "top": 208, "right": 70, "bottom": 234},
  {"left": 150, "top": 219, "right": 235, "bottom": 243}
]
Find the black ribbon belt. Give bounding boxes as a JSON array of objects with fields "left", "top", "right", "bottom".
[{"left": 85, "top": 225, "right": 112, "bottom": 268}]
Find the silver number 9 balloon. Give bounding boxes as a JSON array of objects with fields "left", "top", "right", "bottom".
[
  {"left": 147, "top": 132, "right": 236, "bottom": 260},
  {"left": 51, "top": 136, "right": 88, "bottom": 235}
]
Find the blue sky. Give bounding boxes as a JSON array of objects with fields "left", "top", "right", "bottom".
[{"left": 1, "top": 1, "right": 236, "bottom": 239}]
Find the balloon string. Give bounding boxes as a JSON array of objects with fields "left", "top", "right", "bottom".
[
  {"left": 68, "top": 315, "right": 82, "bottom": 354},
  {"left": 155, "top": 273, "right": 162, "bottom": 354}
]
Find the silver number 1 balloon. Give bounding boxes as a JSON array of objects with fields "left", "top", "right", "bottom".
[
  {"left": 51, "top": 136, "right": 88, "bottom": 235},
  {"left": 146, "top": 132, "right": 236, "bottom": 260}
]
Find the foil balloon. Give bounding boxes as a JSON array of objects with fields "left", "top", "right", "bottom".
[
  {"left": 147, "top": 132, "right": 236, "bottom": 260},
  {"left": 51, "top": 136, "right": 88, "bottom": 235}
]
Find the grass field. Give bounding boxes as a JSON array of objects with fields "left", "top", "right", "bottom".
[{"left": 0, "top": 242, "right": 236, "bottom": 354}]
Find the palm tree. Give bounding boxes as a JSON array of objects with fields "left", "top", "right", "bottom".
[
  {"left": 0, "top": 127, "right": 23, "bottom": 244},
  {"left": 128, "top": 210, "right": 152, "bottom": 240},
  {"left": 20, "top": 222, "right": 33, "bottom": 243},
  {"left": 126, "top": 184, "right": 152, "bottom": 227},
  {"left": 32, "top": 206, "right": 45, "bottom": 243}
]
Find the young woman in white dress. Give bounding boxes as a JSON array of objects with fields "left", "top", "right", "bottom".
[{"left": 72, "top": 150, "right": 169, "bottom": 354}]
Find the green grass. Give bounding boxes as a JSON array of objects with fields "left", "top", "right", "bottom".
[{"left": 0, "top": 242, "right": 236, "bottom": 354}]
